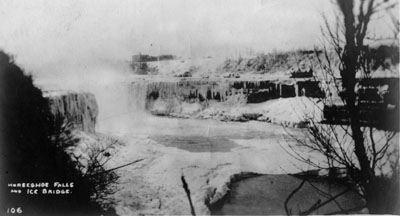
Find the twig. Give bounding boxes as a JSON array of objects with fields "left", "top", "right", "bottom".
[
  {"left": 326, "top": 205, "right": 366, "bottom": 215},
  {"left": 299, "top": 188, "right": 350, "bottom": 215},
  {"left": 284, "top": 178, "right": 307, "bottom": 215},
  {"left": 181, "top": 174, "right": 196, "bottom": 216},
  {"left": 86, "top": 158, "right": 145, "bottom": 177}
]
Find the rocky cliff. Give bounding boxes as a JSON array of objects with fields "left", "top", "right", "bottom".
[
  {"left": 45, "top": 91, "right": 99, "bottom": 133},
  {"left": 125, "top": 79, "right": 324, "bottom": 127},
  {"left": 129, "top": 78, "right": 323, "bottom": 118}
]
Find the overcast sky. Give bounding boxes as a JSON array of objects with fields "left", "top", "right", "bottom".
[{"left": 0, "top": 0, "right": 396, "bottom": 75}]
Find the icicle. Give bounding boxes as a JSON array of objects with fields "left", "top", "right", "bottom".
[{"left": 130, "top": 81, "right": 148, "bottom": 111}]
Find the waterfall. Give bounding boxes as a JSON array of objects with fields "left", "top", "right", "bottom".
[
  {"left": 144, "top": 80, "right": 236, "bottom": 103},
  {"left": 122, "top": 79, "right": 322, "bottom": 117},
  {"left": 93, "top": 80, "right": 152, "bottom": 134},
  {"left": 129, "top": 81, "right": 149, "bottom": 111},
  {"left": 45, "top": 91, "right": 99, "bottom": 133}
]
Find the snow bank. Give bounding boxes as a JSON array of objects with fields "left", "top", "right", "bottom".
[
  {"left": 256, "top": 97, "right": 323, "bottom": 126},
  {"left": 102, "top": 127, "right": 325, "bottom": 215},
  {"left": 194, "top": 97, "right": 323, "bottom": 127}
]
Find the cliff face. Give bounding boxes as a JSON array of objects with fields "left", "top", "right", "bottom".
[
  {"left": 129, "top": 79, "right": 323, "bottom": 117},
  {"left": 143, "top": 79, "right": 322, "bottom": 103},
  {"left": 144, "top": 80, "right": 285, "bottom": 105},
  {"left": 45, "top": 91, "right": 99, "bottom": 133}
]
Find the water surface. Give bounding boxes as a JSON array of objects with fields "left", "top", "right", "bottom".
[
  {"left": 151, "top": 135, "right": 239, "bottom": 152},
  {"left": 211, "top": 174, "right": 364, "bottom": 215}
]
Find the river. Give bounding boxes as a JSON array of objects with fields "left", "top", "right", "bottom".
[{"left": 36, "top": 76, "right": 362, "bottom": 215}]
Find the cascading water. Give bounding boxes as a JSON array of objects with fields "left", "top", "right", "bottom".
[
  {"left": 93, "top": 80, "right": 152, "bottom": 134},
  {"left": 141, "top": 79, "right": 290, "bottom": 116},
  {"left": 94, "top": 78, "right": 323, "bottom": 134},
  {"left": 129, "top": 81, "right": 150, "bottom": 112}
]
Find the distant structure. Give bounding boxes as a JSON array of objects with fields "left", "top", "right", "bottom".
[
  {"left": 290, "top": 61, "right": 313, "bottom": 78},
  {"left": 131, "top": 53, "right": 149, "bottom": 74},
  {"left": 131, "top": 53, "right": 176, "bottom": 63},
  {"left": 131, "top": 52, "right": 143, "bottom": 63},
  {"left": 324, "top": 77, "right": 399, "bottom": 130},
  {"left": 130, "top": 53, "right": 175, "bottom": 75}
]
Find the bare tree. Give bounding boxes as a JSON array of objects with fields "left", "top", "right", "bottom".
[{"left": 284, "top": 0, "right": 399, "bottom": 214}]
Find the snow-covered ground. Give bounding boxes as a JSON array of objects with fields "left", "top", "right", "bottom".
[
  {"left": 34, "top": 73, "right": 329, "bottom": 215},
  {"left": 34, "top": 68, "right": 397, "bottom": 215},
  {"left": 101, "top": 115, "right": 397, "bottom": 215},
  {"left": 101, "top": 116, "right": 324, "bottom": 215},
  {"left": 165, "top": 96, "right": 324, "bottom": 127}
]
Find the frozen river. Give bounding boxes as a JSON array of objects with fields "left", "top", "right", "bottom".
[
  {"left": 84, "top": 81, "right": 329, "bottom": 215},
  {"left": 36, "top": 76, "right": 331, "bottom": 215}
]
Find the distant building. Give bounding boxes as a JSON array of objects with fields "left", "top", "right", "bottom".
[{"left": 290, "top": 61, "right": 313, "bottom": 78}]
